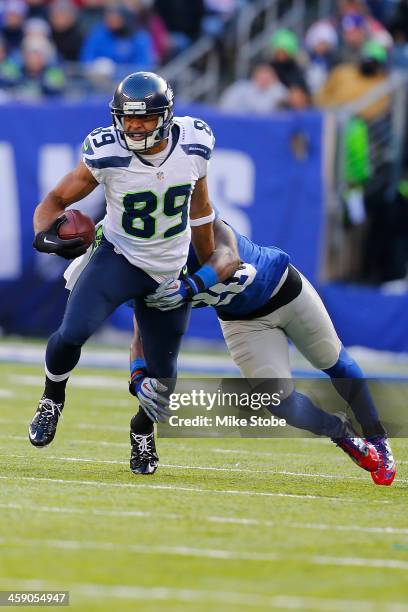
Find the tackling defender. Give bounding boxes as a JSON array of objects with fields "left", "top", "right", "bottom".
[
  {"left": 29, "top": 72, "right": 239, "bottom": 471},
  {"left": 131, "top": 216, "right": 396, "bottom": 485}
]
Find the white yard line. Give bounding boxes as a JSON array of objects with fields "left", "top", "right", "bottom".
[
  {"left": 0, "top": 435, "right": 363, "bottom": 458},
  {"left": 211, "top": 447, "right": 332, "bottom": 459},
  {"left": 0, "top": 503, "right": 176, "bottom": 520},
  {"left": 212, "top": 446, "right": 330, "bottom": 457},
  {"left": 0, "top": 417, "right": 339, "bottom": 444},
  {"left": 1, "top": 536, "right": 408, "bottom": 570},
  {"left": 0, "top": 389, "right": 15, "bottom": 398},
  {"left": 0, "top": 579, "right": 402, "bottom": 612},
  {"left": 2, "top": 453, "right": 396, "bottom": 483},
  {"left": 212, "top": 448, "right": 408, "bottom": 464},
  {"left": 1, "top": 502, "right": 407, "bottom": 536},
  {"left": 6, "top": 435, "right": 128, "bottom": 448},
  {"left": 7, "top": 374, "right": 126, "bottom": 390},
  {"left": 6, "top": 435, "right": 408, "bottom": 467},
  {"left": 0, "top": 418, "right": 127, "bottom": 432},
  {"left": 0, "top": 474, "right": 390, "bottom": 503}
]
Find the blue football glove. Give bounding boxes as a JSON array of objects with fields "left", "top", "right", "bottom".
[{"left": 145, "top": 277, "right": 199, "bottom": 311}]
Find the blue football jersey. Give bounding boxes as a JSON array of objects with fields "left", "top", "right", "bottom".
[{"left": 188, "top": 224, "right": 290, "bottom": 317}]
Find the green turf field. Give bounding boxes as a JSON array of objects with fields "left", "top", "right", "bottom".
[{"left": 1, "top": 363, "right": 408, "bottom": 611}]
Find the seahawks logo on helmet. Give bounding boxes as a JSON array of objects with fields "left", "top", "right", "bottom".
[{"left": 110, "top": 72, "right": 174, "bottom": 152}]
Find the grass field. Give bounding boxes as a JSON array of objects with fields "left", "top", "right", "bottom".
[{"left": 1, "top": 362, "right": 408, "bottom": 611}]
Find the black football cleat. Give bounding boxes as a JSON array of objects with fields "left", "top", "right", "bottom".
[
  {"left": 331, "top": 413, "right": 379, "bottom": 472},
  {"left": 29, "top": 396, "right": 64, "bottom": 447},
  {"left": 130, "top": 431, "right": 159, "bottom": 475}
]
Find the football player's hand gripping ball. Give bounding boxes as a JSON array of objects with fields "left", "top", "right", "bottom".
[{"left": 33, "top": 215, "right": 88, "bottom": 260}]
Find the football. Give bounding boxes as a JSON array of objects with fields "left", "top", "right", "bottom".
[{"left": 58, "top": 209, "right": 95, "bottom": 247}]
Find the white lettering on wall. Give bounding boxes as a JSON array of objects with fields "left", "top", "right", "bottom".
[
  {"left": 208, "top": 150, "right": 255, "bottom": 237},
  {"left": 0, "top": 143, "right": 21, "bottom": 279}
]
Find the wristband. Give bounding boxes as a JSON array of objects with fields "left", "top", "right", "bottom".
[
  {"left": 130, "top": 358, "right": 146, "bottom": 374},
  {"left": 189, "top": 211, "right": 215, "bottom": 227},
  {"left": 191, "top": 264, "right": 218, "bottom": 291},
  {"left": 130, "top": 358, "right": 147, "bottom": 386}
]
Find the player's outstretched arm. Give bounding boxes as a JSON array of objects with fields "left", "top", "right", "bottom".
[
  {"left": 33, "top": 161, "right": 99, "bottom": 259},
  {"left": 190, "top": 178, "right": 240, "bottom": 281},
  {"left": 145, "top": 218, "right": 240, "bottom": 311}
]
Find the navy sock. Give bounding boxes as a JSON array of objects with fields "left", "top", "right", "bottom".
[
  {"left": 44, "top": 376, "right": 67, "bottom": 403},
  {"left": 131, "top": 409, "right": 154, "bottom": 435},
  {"left": 323, "top": 347, "right": 386, "bottom": 438},
  {"left": 267, "top": 390, "right": 344, "bottom": 438}
]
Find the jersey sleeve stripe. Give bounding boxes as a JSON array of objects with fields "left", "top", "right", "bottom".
[
  {"left": 84, "top": 155, "right": 133, "bottom": 169},
  {"left": 181, "top": 144, "right": 212, "bottom": 160}
]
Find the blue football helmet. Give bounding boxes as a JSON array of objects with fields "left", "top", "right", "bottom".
[{"left": 110, "top": 72, "right": 174, "bottom": 152}]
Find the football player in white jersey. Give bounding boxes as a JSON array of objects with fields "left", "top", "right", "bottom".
[{"left": 29, "top": 72, "right": 239, "bottom": 473}]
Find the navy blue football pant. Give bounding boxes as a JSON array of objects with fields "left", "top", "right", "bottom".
[{"left": 45, "top": 237, "right": 191, "bottom": 392}]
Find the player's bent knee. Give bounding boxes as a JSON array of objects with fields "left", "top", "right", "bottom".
[
  {"left": 323, "top": 346, "right": 364, "bottom": 378},
  {"left": 306, "top": 339, "right": 342, "bottom": 371},
  {"left": 58, "top": 325, "right": 89, "bottom": 348}
]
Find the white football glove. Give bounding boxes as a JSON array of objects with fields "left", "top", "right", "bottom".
[
  {"left": 136, "top": 377, "right": 171, "bottom": 423},
  {"left": 145, "top": 277, "right": 199, "bottom": 311}
]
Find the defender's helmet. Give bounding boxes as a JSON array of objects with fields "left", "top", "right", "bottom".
[{"left": 110, "top": 72, "right": 174, "bottom": 152}]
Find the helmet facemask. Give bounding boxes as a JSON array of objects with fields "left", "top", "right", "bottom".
[
  {"left": 112, "top": 104, "right": 173, "bottom": 153},
  {"left": 110, "top": 72, "right": 174, "bottom": 152}
]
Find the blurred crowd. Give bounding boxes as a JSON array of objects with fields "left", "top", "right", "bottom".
[
  {"left": 0, "top": 0, "right": 406, "bottom": 285},
  {"left": 218, "top": 0, "right": 408, "bottom": 286},
  {"left": 0, "top": 0, "right": 248, "bottom": 100},
  {"left": 0, "top": 0, "right": 405, "bottom": 106},
  {"left": 220, "top": 0, "right": 397, "bottom": 115}
]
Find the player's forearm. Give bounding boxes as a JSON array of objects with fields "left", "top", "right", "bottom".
[
  {"left": 191, "top": 223, "right": 215, "bottom": 264},
  {"left": 189, "top": 176, "right": 216, "bottom": 262},
  {"left": 34, "top": 162, "right": 98, "bottom": 233},
  {"left": 130, "top": 315, "right": 145, "bottom": 363},
  {"left": 33, "top": 192, "right": 68, "bottom": 233},
  {"left": 189, "top": 217, "right": 240, "bottom": 290},
  {"left": 204, "top": 245, "right": 240, "bottom": 282},
  {"left": 205, "top": 219, "right": 240, "bottom": 281},
  {"left": 187, "top": 237, "right": 238, "bottom": 296}
]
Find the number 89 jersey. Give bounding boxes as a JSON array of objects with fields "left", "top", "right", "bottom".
[{"left": 82, "top": 116, "right": 215, "bottom": 280}]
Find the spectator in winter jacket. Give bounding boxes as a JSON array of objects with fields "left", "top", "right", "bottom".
[
  {"left": 15, "top": 36, "right": 65, "bottom": 99},
  {"left": 154, "top": 0, "right": 204, "bottom": 54},
  {"left": 2, "top": 0, "right": 26, "bottom": 56},
  {"left": 269, "top": 29, "right": 309, "bottom": 92},
  {"left": 49, "top": 1, "right": 83, "bottom": 62},
  {"left": 80, "top": 4, "right": 155, "bottom": 69},
  {"left": 0, "top": 34, "right": 21, "bottom": 94},
  {"left": 315, "top": 40, "right": 390, "bottom": 121},
  {"left": 219, "top": 63, "right": 288, "bottom": 114},
  {"left": 77, "top": 0, "right": 105, "bottom": 37},
  {"left": 305, "top": 21, "right": 339, "bottom": 92}
]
